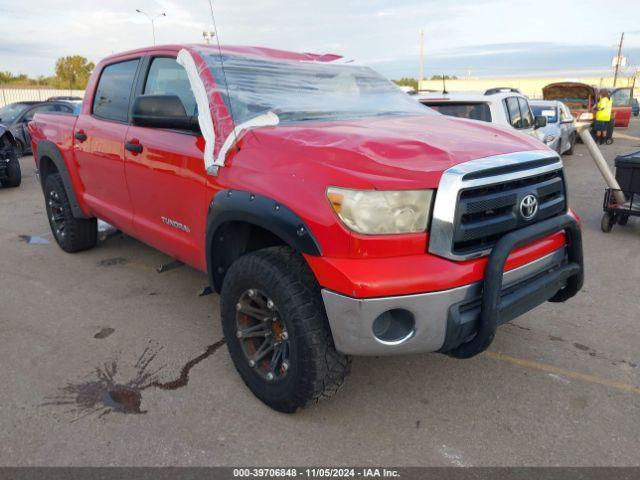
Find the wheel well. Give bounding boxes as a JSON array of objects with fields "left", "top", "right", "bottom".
[
  {"left": 0, "top": 132, "right": 16, "bottom": 151},
  {"left": 38, "top": 156, "right": 58, "bottom": 187},
  {"left": 210, "top": 221, "right": 288, "bottom": 292}
]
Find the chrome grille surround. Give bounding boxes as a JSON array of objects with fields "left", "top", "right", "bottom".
[{"left": 429, "top": 150, "right": 566, "bottom": 261}]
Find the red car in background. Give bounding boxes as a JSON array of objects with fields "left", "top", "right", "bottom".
[{"left": 543, "top": 82, "right": 633, "bottom": 128}]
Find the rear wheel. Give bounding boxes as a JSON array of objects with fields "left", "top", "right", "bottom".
[
  {"left": 44, "top": 173, "right": 97, "bottom": 252},
  {"left": 220, "top": 246, "right": 350, "bottom": 413},
  {"left": 617, "top": 214, "right": 630, "bottom": 226},
  {"left": 601, "top": 212, "right": 614, "bottom": 233}
]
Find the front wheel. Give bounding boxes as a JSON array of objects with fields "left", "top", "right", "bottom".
[
  {"left": 601, "top": 212, "right": 614, "bottom": 233},
  {"left": 220, "top": 246, "right": 350, "bottom": 413},
  {"left": 565, "top": 134, "right": 575, "bottom": 155},
  {"left": 2, "top": 149, "right": 21, "bottom": 188},
  {"left": 44, "top": 173, "right": 97, "bottom": 252}
]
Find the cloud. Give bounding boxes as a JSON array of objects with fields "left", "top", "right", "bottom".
[
  {"left": 0, "top": 0, "right": 638, "bottom": 77},
  {"left": 370, "top": 42, "right": 640, "bottom": 78}
]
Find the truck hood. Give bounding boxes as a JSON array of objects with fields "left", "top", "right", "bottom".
[
  {"left": 543, "top": 82, "right": 596, "bottom": 100},
  {"left": 249, "top": 114, "right": 548, "bottom": 186}
]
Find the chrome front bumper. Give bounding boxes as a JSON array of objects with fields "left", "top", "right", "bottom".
[{"left": 321, "top": 248, "right": 567, "bottom": 356}]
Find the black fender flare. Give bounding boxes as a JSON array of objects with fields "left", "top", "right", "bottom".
[
  {"left": 206, "top": 190, "right": 322, "bottom": 292},
  {"left": 35, "top": 140, "right": 88, "bottom": 218}
]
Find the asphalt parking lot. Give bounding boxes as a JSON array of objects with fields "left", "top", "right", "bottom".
[{"left": 1, "top": 120, "right": 639, "bottom": 467}]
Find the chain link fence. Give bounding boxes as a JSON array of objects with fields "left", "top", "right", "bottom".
[{"left": 0, "top": 87, "right": 85, "bottom": 107}]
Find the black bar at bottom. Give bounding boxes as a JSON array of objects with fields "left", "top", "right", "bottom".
[{"left": 449, "top": 213, "right": 583, "bottom": 359}]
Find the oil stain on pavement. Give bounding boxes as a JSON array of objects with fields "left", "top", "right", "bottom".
[
  {"left": 42, "top": 338, "right": 225, "bottom": 421},
  {"left": 97, "top": 257, "right": 128, "bottom": 267},
  {"left": 94, "top": 327, "right": 115, "bottom": 339}
]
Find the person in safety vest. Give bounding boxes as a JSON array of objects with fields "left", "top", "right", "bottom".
[{"left": 593, "top": 89, "right": 613, "bottom": 145}]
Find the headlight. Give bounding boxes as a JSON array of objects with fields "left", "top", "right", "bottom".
[
  {"left": 544, "top": 135, "right": 557, "bottom": 144},
  {"left": 327, "top": 187, "right": 433, "bottom": 234},
  {"left": 578, "top": 112, "right": 593, "bottom": 121}
]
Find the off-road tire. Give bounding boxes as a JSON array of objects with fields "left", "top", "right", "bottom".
[
  {"left": 2, "top": 147, "right": 22, "bottom": 188},
  {"left": 44, "top": 173, "right": 97, "bottom": 252},
  {"left": 221, "top": 246, "right": 351, "bottom": 413}
]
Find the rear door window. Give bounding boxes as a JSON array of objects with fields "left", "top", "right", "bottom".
[
  {"left": 422, "top": 102, "right": 491, "bottom": 122},
  {"left": 144, "top": 57, "right": 197, "bottom": 116},
  {"left": 92, "top": 59, "right": 140, "bottom": 122}
]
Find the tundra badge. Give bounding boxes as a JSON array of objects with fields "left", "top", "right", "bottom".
[{"left": 161, "top": 217, "right": 191, "bottom": 233}]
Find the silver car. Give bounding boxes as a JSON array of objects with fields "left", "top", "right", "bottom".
[{"left": 530, "top": 100, "right": 577, "bottom": 155}]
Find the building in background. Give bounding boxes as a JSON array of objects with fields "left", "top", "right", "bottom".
[{"left": 417, "top": 76, "right": 636, "bottom": 99}]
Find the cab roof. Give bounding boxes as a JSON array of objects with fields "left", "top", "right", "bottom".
[
  {"left": 416, "top": 90, "right": 527, "bottom": 103},
  {"left": 102, "top": 44, "right": 343, "bottom": 64}
]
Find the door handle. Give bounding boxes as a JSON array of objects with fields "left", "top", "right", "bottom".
[
  {"left": 74, "top": 131, "right": 87, "bottom": 142},
  {"left": 125, "top": 141, "right": 143, "bottom": 154}
]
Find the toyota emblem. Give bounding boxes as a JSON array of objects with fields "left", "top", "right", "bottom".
[{"left": 520, "top": 194, "right": 539, "bottom": 220}]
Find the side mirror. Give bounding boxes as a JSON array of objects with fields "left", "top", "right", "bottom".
[
  {"left": 534, "top": 115, "right": 547, "bottom": 128},
  {"left": 131, "top": 95, "right": 199, "bottom": 132}
]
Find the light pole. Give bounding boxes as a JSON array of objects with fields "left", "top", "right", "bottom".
[
  {"left": 613, "top": 32, "right": 624, "bottom": 87},
  {"left": 136, "top": 9, "right": 166, "bottom": 45}
]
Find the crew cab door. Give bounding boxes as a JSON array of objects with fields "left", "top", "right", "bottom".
[
  {"left": 504, "top": 96, "right": 540, "bottom": 141},
  {"left": 74, "top": 58, "right": 140, "bottom": 231},
  {"left": 124, "top": 55, "right": 208, "bottom": 269},
  {"left": 611, "top": 88, "right": 632, "bottom": 128}
]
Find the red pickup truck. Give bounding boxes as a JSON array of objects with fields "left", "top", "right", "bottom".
[
  {"left": 543, "top": 82, "right": 634, "bottom": 128},
  {"left": 29, "top": 44, "right": 584, "bottom": 413}
]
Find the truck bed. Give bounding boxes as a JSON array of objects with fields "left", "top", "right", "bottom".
[{"left": 28, "top": 112, "right": 78, "bottom": 158}]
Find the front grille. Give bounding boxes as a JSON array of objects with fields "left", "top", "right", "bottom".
[{"left": 452, "top": 169, "right": 566, "bottom": 255}]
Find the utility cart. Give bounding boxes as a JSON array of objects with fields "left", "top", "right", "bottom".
[{"left": 602, "top": 151, "right": 640, "bottom": 232}]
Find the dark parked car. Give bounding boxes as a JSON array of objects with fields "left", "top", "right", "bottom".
[
  {"left": 46, "top": 96, "right": 83, "bottom": 102},
  {"left": 0, "top": 101, "right": 79, "bottom": 156},
  {"left": 632, "top": 98, "right": 639, "bottom": 117}
]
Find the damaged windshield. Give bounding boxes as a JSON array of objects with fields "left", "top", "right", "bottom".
[
  {"left": 0, "top": 103, "right": 30, "bottom": 124},
  {"left": 198, "top": 51, "right": 432, "bottom": 124}
]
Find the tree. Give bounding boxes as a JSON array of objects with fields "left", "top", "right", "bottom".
[
  {"left": 54, "top": 56, "right": 94, "bottom": 90},
  {"left": 393, "top": 77, "right": 419, "bottom": 90},
  {"left": 429, "top": 74, "right": 458, "bottom": 80}
]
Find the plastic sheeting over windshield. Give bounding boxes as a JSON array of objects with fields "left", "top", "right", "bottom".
[
  {"left": 181, "top": 46, "right": 433, "bottom": 173},
  {"left": 194, "top": 47, "right": 431, "bottom": 127}
]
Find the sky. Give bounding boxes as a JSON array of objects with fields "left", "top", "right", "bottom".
[{"left": 1, "top": 0, "right": 639, "bottom": 80}]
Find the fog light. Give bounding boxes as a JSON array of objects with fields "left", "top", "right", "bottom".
[{"left": 372, "top": 309, "right": 415, "bottom": 344}]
